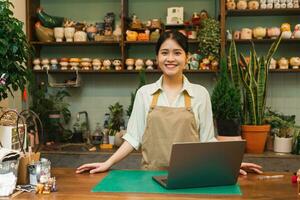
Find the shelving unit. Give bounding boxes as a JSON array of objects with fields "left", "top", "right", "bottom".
[{"left": 220, "top": 0, "right": 300, "bottom": 72}]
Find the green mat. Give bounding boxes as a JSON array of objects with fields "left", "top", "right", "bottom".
[{"left": 92, "top": 170, "right": 242, "bottom": 195}]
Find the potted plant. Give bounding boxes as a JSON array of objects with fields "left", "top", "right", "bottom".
[
  {"left": 108, "top": 102, "right": 124, "bottom": 145},
  {"left": 228, "top": 35, "right": 282, "bottom": 153},
  {"left": 264, "top": 108, "right": 296, "bottom": 153},
  {"left": 0, "top": 0, "right": 33, "bottom": 100},
  {"left": 211, "top": 57, "right": 242, "bottom": 140}
]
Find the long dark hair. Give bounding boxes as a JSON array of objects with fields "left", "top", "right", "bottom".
[{"left": 155, "top": 30, "right": 189, "bottom": 55}]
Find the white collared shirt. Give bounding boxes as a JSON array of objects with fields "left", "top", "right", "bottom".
[{"left": 123, "top": 75, "right": 216, "bottom": 150}]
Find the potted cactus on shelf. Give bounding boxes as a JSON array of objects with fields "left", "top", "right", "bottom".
[{"left": 228, "top": 35, "right": 282, "bottom": 153}]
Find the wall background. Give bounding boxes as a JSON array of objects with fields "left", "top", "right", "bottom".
[{"left": 3, "top": 0, "right": 299, "bottom": 133}]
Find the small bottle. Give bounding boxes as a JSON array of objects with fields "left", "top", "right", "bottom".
[{"left": 102, "top": 113, "right": 110, "bottom": 144}]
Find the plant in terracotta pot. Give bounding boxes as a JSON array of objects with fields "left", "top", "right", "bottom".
[
  {"left": 228, "top": 35, "right": 282, "bottom": 153},
  {"left": 108, "top": 102, "right": 124, "bottom": 145},
  {"left": 0, "top": 0, "right": 33, "bottom": 100},
  {"left": 211, "top": 57, "right": 242, "bottom": 141},
  {"left": 264, "top": 108, "right": 296, "bottom": 153}
]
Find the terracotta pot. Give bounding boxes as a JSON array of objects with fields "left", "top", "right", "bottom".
[{"left": 242, "top": 125, "right": 270, "bottom": 154}]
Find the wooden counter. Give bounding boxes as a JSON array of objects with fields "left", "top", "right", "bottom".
[{"left": 13, "top": 168, "right": 299, "bottom": 200}]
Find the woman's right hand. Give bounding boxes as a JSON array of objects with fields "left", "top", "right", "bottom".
[{"left": 76, "top": 161, "right": 112, "bottom": 174}]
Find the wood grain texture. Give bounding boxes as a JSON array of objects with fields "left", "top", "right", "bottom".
[{"left": 13, "top": 168, "right": 299, "bottom": 200}]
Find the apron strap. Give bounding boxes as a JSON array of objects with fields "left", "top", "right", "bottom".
[
  {"left": 150, "top": 91, "right": 160, "bottom": 109},
  {"left": 151, "top": 90, "right": 192, "bottom": 110},
  {"left": 183, "top": 91, "right": 191, "bottom": 110}
]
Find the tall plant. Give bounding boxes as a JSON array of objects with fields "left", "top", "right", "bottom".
[
  {"left": 229, "top": 36, "right": 282, "bottom": 125},
  {"left": 0, "top": 0, "right": 33, "bottom": 100}
]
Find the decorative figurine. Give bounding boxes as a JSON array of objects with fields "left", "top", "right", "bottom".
[
  {"left": 199, "top": 58, "right": 210, "bottom": 70},
  {"left": 50, "top": 58, "right": 58, "bottom": 70},
  {"left": 130, "top": 15, "right": 142, "bottom": 29},
  {"left": 35, "top": 22, "right": 54, "bottom": 42},
  {"left": 191, "top": 12, "right": 200, "bottom": 26},
  {"left": 166, "top": 7, "right": 184, "bottom": 24},
  {"left": 74, "top": 31, "right": 87, "bottom": 42},
  {"left": 33, "top": 58, "right": 41, "bottom": 70},
  {"left": 234, "top": 30, "right": 241, "bottom": 40},
  {"left": 135, "top": 59, "right": 144, "bottom": 70},
  {"left": 54, "top": 27, "right": 64, "bottom": 42},
  {"left": 226, "top": 30, "right": 233, "bottom": 40},
  {"left": 60, "top": 58, "right": 69, "bottom": 70},
  {"left": 125, "top": 58, "right": 135, "bottom": 70},
  {"left": 113, "top": 24, "right": 122, "bottom": 41},
  {"left": 247, "top": 0, "right": 259, "bottom": 9},
  {"left": 92, "top": 59, "right": 101, "bottom": 70},
  {"left": 126, "top": 30, "right": 138, "bottom": 41},
  {"left": 290, "top": 57, "right": 300, "bottom": 69},
  {"left": 102, "top": 59, "right": 111, "bottom": 70},
  {"left": 65, "top": 27, "right": 75, "bottom": 42},
  {"left": 86, "top": 25, "right": 97, "bottom": 41},
  {"left": 253, "top": 27, "right": 267, "bottom": 39},
  {"left": 150, "top": 29, "right": 160, "bottom": 41},
  {"left": 36, "top": 183, "right": 44, "bottom": 194},
  {"left": 69, "top": 58, "right": 80, "bottom": 70},
  {"left": 81, "top": 58, "right": 92, "bottom": 70},
  {"left": 41, "top": 58, "right": 50, "bottom": 70},
  {"left": 42, "top": 184, "right": 51, "bottom": 194},
  {"left": 199, "top": 10, "right": 209, "bottom": 20},
  {"left": 211, "top": 60, "right": 219, "bottom": 71},
  {"left": 226, "top": 0, "right": 237, "bottom": 10},
  {"left": 137, "top": 32, "right": 149, "bottom": 41},
  {"left": 269, "top": 58, "right": 277, "bottom": 69},
  {"left": 293, "top": 24, "right": 300, "bottom": 39},
  {"left": 281, "top": 23, "right": 292, "bottom": 39},
  {"left": 145, "top": 59, "right": 154, "bottom": 70},
  {"left": 236, "top": 0, "right": 247, "bottom": 9},
  {"left": 267, "top": 27, "right": 281, "bottom": 39},
  {"left": 151, "top": 19, "right": 162, "bottom": 29},
  {"left": 113, "top": 59, "right": 122, "bottom": 70},
  {"left": 260, "top": 3, "right": 267, "bottom": 9},
  {"left": 278, "top": 57, "right": 289, "bottom": 69},
  {"left": 241, "top": 28, "right": 253, "bottom": 40}
]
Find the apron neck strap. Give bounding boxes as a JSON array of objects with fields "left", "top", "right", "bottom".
[{"left": 150, "top": 90, "right": 192, "bottom": 109}]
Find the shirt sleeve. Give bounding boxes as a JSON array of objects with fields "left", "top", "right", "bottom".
[
  {"left": 122, "top": 89, "right": 146, "bottom": 150},
  {"left": 198, "top": 89, "right": 217, "bottom": 142}
]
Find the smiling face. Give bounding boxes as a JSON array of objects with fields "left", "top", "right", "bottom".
[{"left": 156, "top": 38, "right": 187, "bottom": 77}]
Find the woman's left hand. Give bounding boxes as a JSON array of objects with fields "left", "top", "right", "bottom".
[{"left": 240, "top": 162, "right": 263, "bottom": 175}]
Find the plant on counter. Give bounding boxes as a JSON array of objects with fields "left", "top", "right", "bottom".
[
  {"left": 228, "top": 34, "right": 282, "bottom": 153},
  {"left": 211, "top": 57, "right": 242, "bottom": 137},
  {"left": 197, "top": 17, "right": 220, "bottom": 61},
  {"left": 0, "top": 0, "right": 33, "bottom": 100},
  {"left": 108, "top": 102, "right": 124, "bottom": 136}
]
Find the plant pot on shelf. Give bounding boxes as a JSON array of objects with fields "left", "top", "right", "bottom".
[
  {"left": 108, "top": 136, "right": 115, "bottom": 145},
  {"left": 242, "top": 125, "right": 270, "bottom": 154},
  {"left": 216, "top": 119, "right": 242, "bottom": 141},
  {"left": 274, "top": 135, "right": 293, "bottom": 153}
]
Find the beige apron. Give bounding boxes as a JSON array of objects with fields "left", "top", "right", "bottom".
[{"left": 141, "top": 90, "right": 200, "bottom": 170}]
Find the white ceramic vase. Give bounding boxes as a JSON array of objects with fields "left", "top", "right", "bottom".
[
  {"left": 54, "top": 27, "right": 64, "bottom": 42},
  {"left": 64, "top": 27, "right": 75, "bottom": 42},
  {"left": 274, "top": 135, "right": 293, "bottom": 153}
]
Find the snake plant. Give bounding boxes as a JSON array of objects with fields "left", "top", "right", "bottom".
[{"left": 229, "top": 36, "right": 282, "bottom": 125}]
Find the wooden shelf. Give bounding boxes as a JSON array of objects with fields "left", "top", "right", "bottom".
[
  {"left": 30, "top": 41, "right": 121, "bottom": 46},
  {"left": 269, "top": 69, "right": 300, "bottom": 73},
  {"left": 226, "top": 8, "right": 300, "bottom": 17},
  {"left": 124, "top": 40, "right": 199, "bottom": 45},
  {"left": 33, "top": 69, "right": 218, "bottom": 74},
  {"left": 227, "top": 39, "right": 300, "bottom": 44}
]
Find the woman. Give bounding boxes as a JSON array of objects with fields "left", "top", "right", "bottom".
[{"left": 76, "top": 30, "right": 262, "bottom": 175}]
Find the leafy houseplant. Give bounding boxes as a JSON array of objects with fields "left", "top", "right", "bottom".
[
  {"left": 211, "top": 57, "right": 241, "bottom": 137},
  {"left": 198, "top": 17, "right": 220, "bottom": 61},
  {"left": 108, "top": 102, "right": 124, "bottom": 137},
  {"left": 0, "top": 0, "right": 33, "bottom": 100},
  {"left": 228, "top": 35, "right": 282, "bottom": 153}
]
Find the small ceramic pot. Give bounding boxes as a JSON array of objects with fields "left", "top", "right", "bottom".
[
  {"left": 274, "top": 3, "right": 281, "bottom": 8},
  {"left": 41, "top": 58, "right": 50, "bottom": 70},
  {"left": 260, "top": 3, "right": 267, "bottom": 9},
  {"left": 145, "top": 59, "right": 154, "bottom": 70},
  {"left": 64, "top": 27, "right": 75, "bottom": 42},
  {"left": 33, "top": 58, "right": 41, "bottom": 70},
  {"left": 267, "top": 27, "right": 281, "bottom": 39},
  {"left": 233, "top": 30, "right": 241, "bottom": 40},
  {"left": 267, "top": 2, "right": 274, "bottom": 8},
  {"left": 240, "top": 28, "right": 252, "bottom": 40},
  {"left": 54, "top": 27, "right": 64, "bottom": 42},
  {"left": 60, "top": 61, "right": 69, "bottom": 70},
  {"left": 282, "top": 31, "right": 292, "bottom": 39},
  {"left": 289, "top": 57, "right": 300, "bottom": 69},
  {"left": 74, "top": 31, "right": 87, "bottom": 42},
  {"left": 226, "top": 0, "right": 236, "bottom": 10},
  {"left": 50, "top": 58, "right": 58, "bottom": 70},
  {"left": 135, "top": 59, "right": 144, "bottom": 70},
  {"left": 86, "top": 25, "right": 97, "bottom": 41},
  {"left": 237, "top": 0, "right": 248, "bottom": 9},
  {"left": 253, "top": 27, "right": 266, "bottom": 39},
  {"left": 269, "top": 58, "right": 277, "bottom": 69},
  {"left": 278, "top": 57, "right": 289, "bottom": 69},
  {"left": 126, "top": 58, "right": 135, "bottom": 70},
  {"left": 92, "top": 59, "right": 101, "bottom": 70},
  {"left": 70, "top": 62, "right": 80, "bottom": 70},
  {"left": 102, "top": 59, "right": 111, "bottom": 70},
  {"left": 113, "top": 59, "right": 122, "bottom": 70},
  {"left": 248, "top": 0, "right": 260, "bottom": 9},
  {"left": 293, "top": 24, "right": 300, "bottom": 39}
]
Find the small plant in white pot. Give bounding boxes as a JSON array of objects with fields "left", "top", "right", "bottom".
[
  {"left": 264, "top": 109, "right": 296, "bottom": 153},
  {"left": 107, "top": 102, "right": 124, "bottom": 145}
]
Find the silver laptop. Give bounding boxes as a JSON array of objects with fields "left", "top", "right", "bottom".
[{"left": 152, "top": 140, "right": 246, "bottom": 189}]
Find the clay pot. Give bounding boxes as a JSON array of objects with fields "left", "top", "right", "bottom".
[
  {"left": 237, "top": 0, "right": 248, "bottom": 9},
  {"left": 267, "top": 27, "right": 281, "bottom": 39},
  {"left": 290, "top": 57, "right": 300, "bottom": 69},
  {"left": 242, "top": 125, "right": 270, "bottom": 154},
  {"left": 64, "top": 27, "right": 75, "bottom": 42},
  {"left": 240, "top": 28, "right": 252, "bottom": 40},
  {"left": 54, "top": 27, "right": 64, "bottom": 42},
  {"left": 253, "top": 27, "right": 266, "bottom": 39},
  {"left": 248, "top": 0, "right": 260, "bottom": 9}
]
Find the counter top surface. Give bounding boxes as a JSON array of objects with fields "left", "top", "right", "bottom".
[{"left": 13, "top": 168, "right": 299, "bottom": 200}]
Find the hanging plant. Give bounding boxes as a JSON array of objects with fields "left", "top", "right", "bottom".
[
  {"left": 0, "top": 0, "right": 33, "bottom": 100},
  {"left": 198, "top": 18, "right": 220, "bottom": 61}
]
